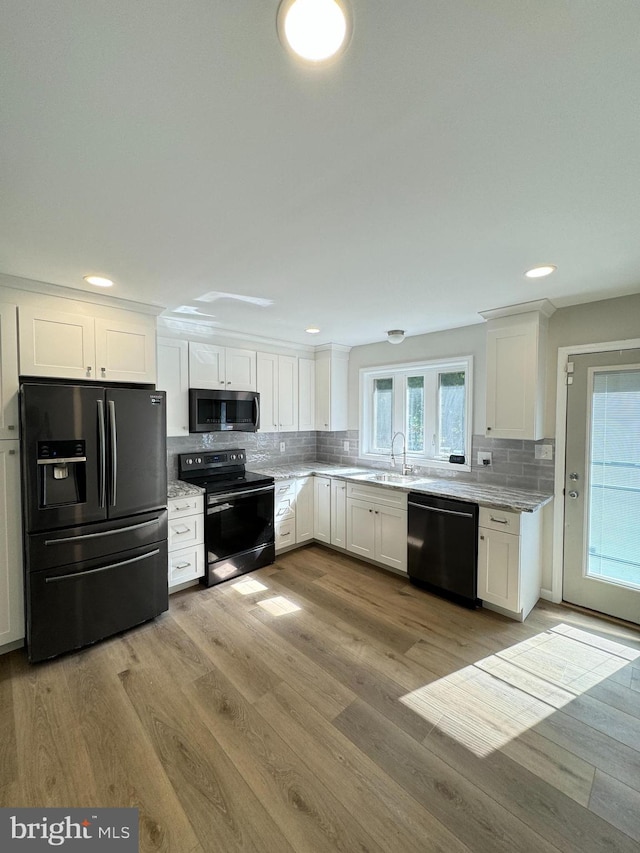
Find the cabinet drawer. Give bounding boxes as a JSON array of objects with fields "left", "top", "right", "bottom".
[
  {"left": 478, "top": 506, "right": 520, "bottom": 535},
  {"left": 168, "top": 514, "right": 204, "bottom": 550},
  {"left": 169, "top": 544, "right": 205, "bottom": 587},
  {"left": 346, "top": 482, "right": 408, "bottom": 509},
  {"left": 168, "top": 494, "right": 204, "bottom": 519},
  {"left": 275, "top": 497, "right": 295, "bottom": 521},
  {"left": 275, "top": 480, "right": 296, "bottom": 499},
  {"left": 275, "top": 519, "right": 296, "bottom": 550}
]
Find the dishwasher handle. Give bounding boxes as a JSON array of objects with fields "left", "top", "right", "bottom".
[{"left": 408, "top": 501, "right": 475, "bottom": 519}]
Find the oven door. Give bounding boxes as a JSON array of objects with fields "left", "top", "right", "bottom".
[{"left": 205, "top": 484, "right": 274, "bottom": 563}]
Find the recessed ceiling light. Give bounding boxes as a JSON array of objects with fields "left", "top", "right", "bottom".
[
  {"left": 524, "top": 265, "right": 557, "bottom": 279},
  {"left": 305, "top": 326, "right": 321, "bottom": 334},
  {"left": 84, "top": 275, "right": 114, "bottom": 287},
  {"left": 277, "top": 0, "right": 352, "bottom": 63}
]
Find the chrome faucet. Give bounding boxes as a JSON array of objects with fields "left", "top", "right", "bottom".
[{"left": 391, "top": 431, "right": 413, "bottom": 475}]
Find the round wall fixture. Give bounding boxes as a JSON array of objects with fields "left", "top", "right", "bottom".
[
  {"left": 387, "top": 330, "right": 405, "bottom": 344},
  {"left": 277, "top": 0, "right": 352, "bottom": 63}
]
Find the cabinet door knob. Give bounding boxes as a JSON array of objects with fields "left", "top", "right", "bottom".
[
  {"left": 487, "top": 426, "right": 492, "bottom": 431},
  {"left": 87, "top": 366, "right": 92, "bottom": 375},
  {"left": 480, "top": 534, "right": 484, "bottom": 540}
]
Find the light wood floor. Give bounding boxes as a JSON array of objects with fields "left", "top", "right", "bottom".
[{"left": 1, "top": 545, "right": 639, "bottom": 852}]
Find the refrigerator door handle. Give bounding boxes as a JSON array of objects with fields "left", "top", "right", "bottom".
[
  {"left": 97, "top": 399, "right": 107, "bottom": 508},
  {"left": 108, "top": 399, "right": 117, "bottom": 506}
]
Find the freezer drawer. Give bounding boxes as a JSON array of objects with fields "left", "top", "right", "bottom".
[
  {"left": 26, "top": 541, "right": 168, "bottom": 662},
  {"left": 25, "top": 510, "right": 168, "bottom": 572}
]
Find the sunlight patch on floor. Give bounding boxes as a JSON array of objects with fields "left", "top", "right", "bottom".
[
  {"left": 400, "top": 623, "right": 639, "bottom": 757},
  {"left": 231, "top": 578, "right": 269, "bottom": 595},
  {"left": 257, "top": 596, "right": 302, "bottom": 616}
]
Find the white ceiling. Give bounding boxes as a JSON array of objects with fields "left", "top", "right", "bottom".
[{"left": 2, "top": 1, "right": 640, "bottom": 347}]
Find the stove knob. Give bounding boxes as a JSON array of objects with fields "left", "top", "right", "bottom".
[
  {"left": 185, "top": 458, "right": 193, "bottom": 465},
  {"left": 230, "top": 454, "right": 236, "bottom": 460},
  {"left": 196, "top": 457, "right": 202, "bottom": 464}
]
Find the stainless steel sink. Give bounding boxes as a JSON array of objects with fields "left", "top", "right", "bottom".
[{"left": 367, "top": 472, "right": 420, "bottom": 483}]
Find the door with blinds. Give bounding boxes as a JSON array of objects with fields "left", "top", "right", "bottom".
[{"left": 563, "top": 349, "right": 640, "bottom": 624}]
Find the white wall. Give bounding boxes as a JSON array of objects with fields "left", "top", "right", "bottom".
[
  {"left": 347, "top": 322, "right": 487, "bottom": 433},
  {"left": 545, "top": 291, "right": 640, "bottom": 435}
]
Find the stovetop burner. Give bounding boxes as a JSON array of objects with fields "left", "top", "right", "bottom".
[{"left": 178, "top": 449, "right": 273, "bottom": 495}]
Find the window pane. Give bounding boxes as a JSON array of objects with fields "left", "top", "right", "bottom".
[
  {"left": 587, "top": 369, "right": 640, "bottom": 588},
  {"left": 438, "top": 371, "right": 465, "bottom": 456},
  {"left": 406, "top": 375, "right": 424, "bottom": 452},
  {"left": 373, "top": 377, "right": 393, "bottom": 451}
]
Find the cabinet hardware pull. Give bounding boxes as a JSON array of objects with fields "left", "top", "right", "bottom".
[
  {"left": 173, "top": 524, "right": 191, "bottom": 534},
  {"left": 490, "top": 516, "right": 508, "bottom": 524},
  {"left": 175, "top": 562, "right": 191, "bottom": 570},
  {"left": 173, "top": 503, "right": 192, "bottom": 511},
  {"left": 7, "top": 424, "right": 15, "bottom": 430},
  {"left": 480, "top": 535, "right": 484, "bottom": 540}
]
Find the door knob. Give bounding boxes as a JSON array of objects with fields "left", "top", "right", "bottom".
[{"left": 568, "top": 490, "right": 579, "bottom": 499}]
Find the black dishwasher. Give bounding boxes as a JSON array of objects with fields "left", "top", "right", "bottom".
[{"left": 407, "top": 493, "right": 479, "bottom": 607}]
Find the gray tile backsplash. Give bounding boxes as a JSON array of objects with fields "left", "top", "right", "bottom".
[
  {"left": 168, "top": 430, "right": 555, "bottom": 493},
  {"left": 167, "top": 431, "right": 317, "bottom": 479}
]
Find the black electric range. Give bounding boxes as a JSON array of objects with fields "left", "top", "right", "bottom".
[{"left": 178, "top": 449, "right": 275, "bottom": 586}]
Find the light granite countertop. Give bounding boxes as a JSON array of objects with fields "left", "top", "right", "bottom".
[
  {"left": 167, "top": 479, "right": 205, "bottom": 499},
  {"left": 248, "top": 463, "right": 553, "bottom": 513}
]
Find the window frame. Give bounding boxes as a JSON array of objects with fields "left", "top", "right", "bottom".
[{"left": 359, "top": 355, "right": 473, "bottom": 473}]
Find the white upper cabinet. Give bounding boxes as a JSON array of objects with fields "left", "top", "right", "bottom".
[
  {"left": 257, "top": 352, "right": 298, "bottom": 432},
  {"left": 315, "top": 344, "right": 349, "bottom": 431},
  {"left": 482, "top": 300, "right": 555, "bottom": 440},
  {"left": 298, "top": 357, "right": 315, "bottom": 431},
  {"left": 94, "top": 316, "right": 157, "bottom": 384},
  {"left": 157, "top": 338, "right": 189, "bottom": 436},
  {"left": 0, "top": 303, "right": 19, "bottom": 439},
  {"left": 18, "top": 302, "right": 157, "bottom": 384},
  {"left": 189, "top": 342, "right": 257, "bottom": 391}
]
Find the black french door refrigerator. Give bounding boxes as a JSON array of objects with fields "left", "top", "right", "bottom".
[{"left": 21, "top": 382, "right": 169, "bottom": 662}]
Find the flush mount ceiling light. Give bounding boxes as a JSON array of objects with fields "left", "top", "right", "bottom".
[
  {"left": 277, "top": 0, "right": 352, "bottom": 63},
  {"left": 83, "top": 275, "right": 114, "bottom": 287},
  {"left": 387, "top": 330, "right": 405, "bottom": 345},
  {"left": 305, "top": 326, "right": 321, "bottom": 334},
  {"left": 525, "top": 265, "right": 557, "bottom": 279}
]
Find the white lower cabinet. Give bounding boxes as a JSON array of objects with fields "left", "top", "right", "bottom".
[
  {"left": 346, "top": 483, "right": 407, "bottom": 573},
  {"left": 0, "top": 440, "right": 24, "bottom": 649},
  {"left": 477, "top": 506, "right": 543, "bottom": 621},
  {"left": 313, "top": 476, "right": 331, "bottom": 543},
  {"left": 330, "top": 479, "right": 347, "bottom": 548},
  {"left": 295, "top": 477, "right": 314, "bottom": 543},
  {"left": 168, "top": 493, "right": 204, "bottom": 590}
]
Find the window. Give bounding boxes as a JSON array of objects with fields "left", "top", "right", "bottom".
[{"left": 360, "top": 357, "right": 472, "bottom": 471}]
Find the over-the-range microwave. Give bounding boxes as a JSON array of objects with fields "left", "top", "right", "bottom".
[{"left": 188, "top": 388, "right": 260, "bottom": 433}]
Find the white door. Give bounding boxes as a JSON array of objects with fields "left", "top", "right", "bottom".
[
  {"left": 189, "top": 343, "right": 226, "bottom": 389},
  {"left": 331, "top": 479, "right": 347, "bottom": 548},
  {"left": 563, "top": 349, "right": 640, "bottom": 624},
  {"left": 375, "top": 505, "right": 408, "bottom": 572},
  {"left": 346, "top": 498, "right": 375, "bottom": 559},
  {"left": 157, "top": 338, "right": 189, "bottom": 436},
  {"left": 257, "top": 353, "right": 278, "bottom": 431},
  {"left": 313, "top": 476, "right": 331, "bottom": 543},
  {"left": 0, "top": 440, "right": 24, "bottom": 647},
  {"left": 19, "top": 306, "right": 95, "bottom": 379},
  {"left": 277, "top": 356, "right": 298, "bottom": 431},
  {"left": 225, "top": 347, "right": 257, "bottom": 391},
  {"left": 0, "top": 303, "right": 19, "bottom": 439},
  {"left": 94, "top": 315, "right": 156, "bottom": 383}
]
